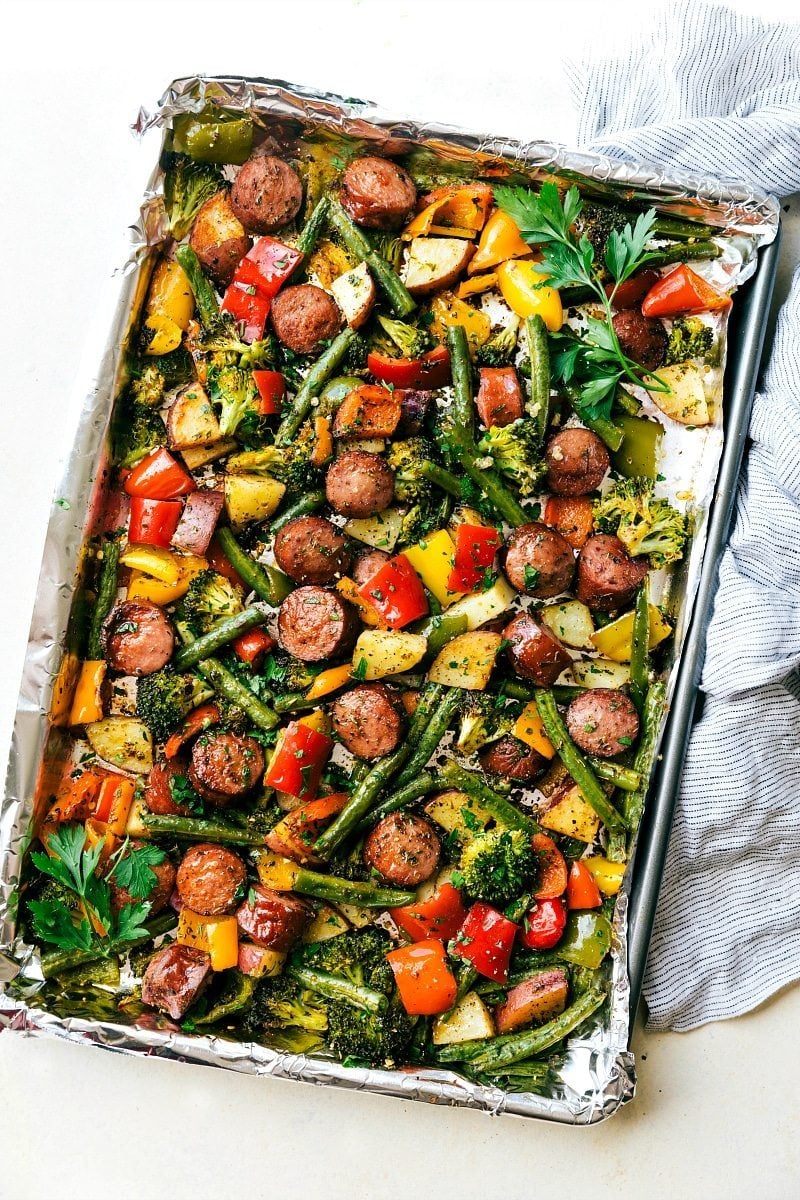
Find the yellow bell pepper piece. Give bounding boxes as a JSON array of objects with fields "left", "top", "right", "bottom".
[
  {"left": 121, "top": 544, "right": 181, "bottom": 584},
  {"left": 336, "top": 577, "right": 387, "bottom": 628},
  {"left": 430, "top": 292, "right": 492, "bottom": 357},
  {"left": 305, "top": 663, "right": 353, "bottom": 702},
  {"left": 469, "top": 208, "right": 531, "bottom": 275},
  {"left": 69, "top": 660, "right": 107, "bottom": 726},
  {"left": 255, "top": 850, "right": 301, "bottom": 892},
  {"left": 311, "top": 415, "right": 333, "bottom": 466},
  {"left": 590, "top": 605, "right": 672, "bottom": 663},
  {"left": 403, "top": 184, "right": 493, "bottom": 240},
  {"left": 298, "top": 708, "right": 331, "bottom": 736},
  {"left": 584, "top": 856, "right": 627, "bottom": 896},
  {"left": 177, "top": 909, "right": 239, "bottom": 971},
  {"left": 146, "top": 259, "right": 195, "bottom": 331},
  {"left": 457, "top": 272, "right": 499, "bottom": 300},
  {"left": 143, "top": 313, "right": 183, "bottom": 357},
  {"left": 513, "top": 702, "right": 557, "bottom": 759},
  {"left": 126, "top": 553, "right": 207, "bottom": 605},
  {"left": 402, "top": 530, "right": 463, "bottom": 608},
  {"left": 496, "top": 260, "right": 563, "bottom": 330}
]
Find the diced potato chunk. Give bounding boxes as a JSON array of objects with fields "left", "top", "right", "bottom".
[
  {"left": 343, "top": 508, "right": 403, "bottom": 552},
  {"left": 181, "top": 440, "right": 237, "bottom": 470},
  {"left": 541, "top": 600, "right": 595, "bottom": 649},
  {"left": 224, "top": 474, "right": 286, "bottom": 531},
  {"left": 432, "top": 991, "right": 495, "bottom": 1046},
  {"left": 424, "top": 790, "right": 492, "bottom": 842},
  {"left": 167, "top": 383, "right": 223, "bottom": 450},
  {"left": 352, "top": 630, "right": 427, "bottom": 680},
  {"left": 650, "top": 362, "right": 710, "bottom": 426},
  {"left": 302, "top": 904, "right": 351, "bottom": 943},
  {"left": 428, "top": 632, "right": 501, "bottom": 690},
  {"left": 86, "top": 717, "right": 153, "bottom": 775},
  {"left": 571, "top": 659, "right": 631, "bottom": 689},
  {"left": 539, "top": 786, "right": 601, "bottom": 842},
  {"left": 330, "top": 261, "right": 376, "bottom": 329},
  {"left": 444, "top": 577, "right": 516, "bottom": 631},
  {"left": 402, "top": 237, "right": 475, "bottom": 296}
]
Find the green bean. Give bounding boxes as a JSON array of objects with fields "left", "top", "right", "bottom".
[
  {"left": 290, "top": 865, "right": 415, "bottom": 909},
  {"left": 269, "top": 490, "right": 326, "bottom": 535},
  {"left": 446, "top": 428, "right": 529, "bottom": 526},
  {"left": 438, "top": 762, "right": 538, "bottom": 833},
  {"left": 590, "top": 759, "right": 642, "bottom": 793},
  {"left": 419, "top": 460, "right": 463, "bottom": 498},
  {"left": 173, "top": 605, "right": 270, "bottom": 671},
  {"left": 497, "top": 679, "right": 586, "bottom": 706},
  {"left": 293, "top": 195, "right": 330, "bottom": 268},
  {"left": 356, "top": 772, "right": 439, "bottom": 832},
  {"left": 525, "top": 315, "right": 550, "bottom": 444},
  {"left": 275, "top": 326, "right": 360, "bottom": 445},
  {"left": 412, "top": 611, "right": 469, "bottom": 660},
  {"left": 446, "top": 326, "right": 475, "bottom": 437},
  {"left": 195, "top": 656, "right": 279, "bottom": 731},
  {"left": 569, "top": 398, "right": 625, "bottom": 452},
  {"left": 194, "top": 972, "right": 255, "bottom": 1025},
  {"left": 141, "top": 812, "right": 271, "bottom": 845},
  {"left": 87, "top": 540, "right": 120, "bottom": 661},
  {"left": 622, "top": 680, "right": 667, "bottom": 840},
  {"left": 392, "top": 687, "right": 463, "bottom": 790},
  {"left": 466, "top": 1060, "right": 551, "bottom": 1092},
  {"left": 534, "top": 691, "right": 627, "bottom": 834},
  {"left": 288, "top": 964, "right": 387, "bottom": 1014},
  {"left": 215, "top": 527, "right": 293, "bottom": 607},
  {"left": 272, "top": 692, "right": 320, "bottom": 714},
  {"left": 41, "top": 912, "right": 177, "bottom": 979},
  {"left": 629, "top": 579, "right": 650, "bottom": 716},
  {"left": 613, "top": 386, "right": 641, "bottom": 417},
  {"left": 327, "top": 199, "right": 416, "bottom": 317},
  {"left": 175, "top": 244, "right": 220, "bottom": 331},
  {"left": 651, "top": 215, "right": 716, "bottom": 240}
]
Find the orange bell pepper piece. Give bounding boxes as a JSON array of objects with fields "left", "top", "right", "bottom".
[
  {"left": 304, "top": 663, "right": 353, "bottom": 702},
  {"left": 457, "top": 272, "right": 498, "bottom": 300},
  {"left": 265, "top": 793, "right": 349, "bottom": 864},
  {"left": 469, "top": 208, "right": 532, "bottom": 274},
  {"left": 47, "top": 764, "right": 111, "bottom": 824},
  {"left": 387, "top": 939, "right": 458, "bottom": 1015},
  {"left": 566, "top": 860, "right": 603, "bottom": 910},
  {"left": 311, "top": 415, "right": 334, "bottom": 466},
  {"left": 531, "top": 833, "right": 569, "bottom": 900},
  {"left": 165, "top": 703, "right": 221, "bottom": 759},
  {"left": 513, "top": 703, "right": 556, "bottom": 759},
  {"left": 69, "top": 660, "right": 107, "bottom": 726},
  {"left": 95, "top": 775, "right": 136, "bottom": 836},
  {"left": 177, "top": 908, "right": 239, "bottom": 970},
  {"left": 403, "top": 183, "right": 494, "bottom": 240}
]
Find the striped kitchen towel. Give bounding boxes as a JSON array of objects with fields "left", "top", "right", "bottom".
[{"left": 566, "top": 0, "right": 800, "bottom": 1031}]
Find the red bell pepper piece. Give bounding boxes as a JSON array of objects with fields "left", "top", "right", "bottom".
[
  {"left": 641, "top": 264, "right": 731, "bottom": 318},
  {"left": 447, "top": 523, "right": 502, "bottom": 592},
  {"left": 164, "top": 703, "right": 221, "bottom": 760},
  {"left": 128, "top": 496, "right": 183, "bottom": 548},
  {"left": 124, "top": 447, "right": 195, "bottom": 500},
  {"left": 358, "top": 554, "right": 428, "bottom": 629},
  {"left": 265, "top": 793, "right": 349, "bottom": 864},
  {"left": 221, "top": 275, "right": 271, "bottom": 343},
  {"left": 386, "top": 939, "right": 458, "bottom": 1015},
  {"left": 606, "top": 268, "right": 661, "bottom": 309},
  {"left": 367, "top": 345, "right": 451, "bottom": 389},
  {"left": 566, "top": 861, "right": 603, "bottom": 910},
  {"left": 252, "top": 370, "right": 286, "bottom": 416},
  {"left": 532, "top": 833, "right": 568, "bottom": 899},
  {"left": 518, "top": 897, "right": 567, "bottom": 950},
  {"left": 244, "top": 239, "right": 303, "bottom": 295},
  {"left": 451, "top": 902, "right": 518, "bottom": 983},
  {"left": 264, "top": 721, "right": 333, "bottom": 800},
  {"left": 232, "top": 628, "right": 275, "bottom": 667},
  {"left": 221, "top": 240, "right": 303, "bottom": 343},
  {"left": 390, "top": 881, "right": 468, "bottom": 943}
]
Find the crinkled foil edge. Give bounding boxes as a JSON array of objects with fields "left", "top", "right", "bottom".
[{"left": 0, "top": 75, "right": 778, "bottom": 1126}]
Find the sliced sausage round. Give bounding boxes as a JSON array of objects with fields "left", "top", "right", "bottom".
[
  {"left": 503, "top": 612, "right": 572, "bottom": 687},
  {"left": 230, "top": 155, "right": 304, "bottom": 234},
  {"left": 102, "top": 601, "right": 174, "bottom": 676},
  {"left": 545, "top": 429, "right": 610, "bottom": 497},
  {"left": 480, "top": 736, "right": 546, "bottom": 781},
  {"left": 576, "top": 534, "right": 648, "bottom": 612},
  {"left": 363, "top": 812, "right": 441, "bottom": 887},
  {"left": 188, "top": 731, "right": 265, "bottom": 807},
  {"left": 143, "top": 758, "right": 194, "bottom": 816},
  {"left": 352, "top": 547, "right": 391, "bottom": 586},
  {"left": 109, "top": 840, "right": 176, "bottom": 916},
  {"left": 566, "top": 689, "right": 640, "bottom": 758},
  {"left": 271, "top": 284, "right": 341, "bottom": 354},
  {"left": 273, "top": 515, "right": 352, "bottom": 585},
  {"left": 476, "top": 367, "right": 525, "bottom": 429},
  {"left": 141, "top": 943, "right": 212, "bottom": 1020},
  {"left": 176, "top": 843, "right": 247, "bottom": 916},
  {"left": 612, "top": 308, "right": 668, "bottom": 371},
  {"left": 504, "top": 522, "right": 575, "bottom": 598},
  {"left": 277, "top": 587, "right": 358, "bottom": 663},
  {"left": 341, "top": 156, "right": 417, "bottom": 230},
  {"left": 236, "top": 885, "right": 313, "bottom": 951},
  {"left": 325, "top": 451, "right": 395, "bottom": 518},
  {"left": 331, "top": 684, "right": 405, "bottom": 759}
]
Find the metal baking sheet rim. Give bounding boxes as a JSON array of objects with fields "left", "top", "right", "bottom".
[{"left": 0, "top": 75, "right": 780, "bottom": 1126}]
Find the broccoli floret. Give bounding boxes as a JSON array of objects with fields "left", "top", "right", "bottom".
[
  {"left": 476, "top": 419, "right": 546, "bottom": 496},
  {"left": 665, "top": 316, "right": 715, "bottom": 366},
  {"left": 593, "top": 477, "right": 688, "bottom": 567},
  {"left": 456, "top": 692, "right": 514, "bottom": 756},
  {"left": 136, "top": 667, "right": 214, "bottom": 742},
  {"left": 342, "top": 331, "right": 369, "bottom": 374},
  {"left": 387, "top": 437, "right": 438, "bottom": 506},
  {"left": 161, "top": 153, "right": 224, "bottom": 241},
  {"left": 240, "top": 973, "right": 328, "bottom": 1053},
  {"left": 459, "top": 828, "right": 537, "bottom": 906},
  {"left": 326, "top": 837, "right": 370, "bottom": 883},
  {"left": 368, "top": 233, "right": 404, "bottom": 271},
  {"left": 475, "top": 318, "right": 520, "bottom": 368},
  {"left": 131, "top": 347, "right": 194, "bottom": 389},
  {"left": 180, "top": 569, "right": 245, "bottom": 635},
  {"left": 263, "top": 650, "right": 319, "bottom": 696},
  {"left": 239, "top": 334, "right": 280, "bottom": 371},
  {"left": 112, "top": 399, "right": 168, "bottom": 469},
  {"left": 573, "top": 202, "right": 631, "bottom": 258},
  {"left": 129, "top": 365, "right": 166, "bottom": 408},
  {"left": 226, "top": 426, "right": 321, "bottom": 496},
  {"left": 301, "top": 926, "right": 395, "bottom": 998},
  {"left": 206, "top": 363, "right": 260, "bottom": 438},
  {"left": 377, "top": 315, "right": 430, "bottom": 360}
]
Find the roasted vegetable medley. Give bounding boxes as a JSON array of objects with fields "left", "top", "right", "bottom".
[{"left": 21, "top": 102, "right": 734, "bottom": 1091}]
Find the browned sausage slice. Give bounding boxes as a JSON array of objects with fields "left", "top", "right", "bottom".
[
  {"left": 352, "top": 547, "right": 391, "bottom": 586},
  {"left": 109, "top": 840, "right": 176, "bottom": 916},
  {"left": 576, "top": 534, "right": 648, "bottom": 612},
  {"left": 476, "top": 367, "right": 525, "bottom": 429},
  {"left": 176, "top": 843, "right": 247, "bottom": 916},
  {"left": 341, "top": 156, "right": 417, "bottom": 229},
  {"left": 189, "top": 731, "right": 265, "bottom": 806},
  {"left": 325, "top": 451, "right": 395, "bottom": 518},
  {"left": 612, "top": 308, "right": 668, "bottom": 371},
  {"left": 503, "top": 522, "right": 575, "bottom": 598},
  {"left": 277, "top": 587, "right": 358, "bottom": 663},
  {"left": 236, "top": 885, "right": 313, "bottom": 951},
  {"left": 330, "top": 684, "right": 405, "bottom": 759},
  {"left": 545, "top": 428, "right": 610, "bottom": 497},
  {"left": 102, "top": 601, "right": 174, "bottom": 676},
  {"left": 494, "top": 967, "right": 569, "bottom": 1034},
  {"left": 480, "top": 735, "right": 546, "bottom": 781},
  {"left": 503, "top": 612, "right": 572, "bottom": 687},
  {"left": 271, "top": 284, "right": 341, "bottom": 354},
  {"left": 141, "top": 943, "right": 212, "bottom": 1020},
  {"left": 230, "top": 155, "right": 303, "bottom": 234},
  {"left": 273, "top": 515, "right": 352, "bottom": 585},
  {"left": 143, "top": 758, "right": 195, "bottom": 816},
  {"left": 363, "top": 812, "right": 441, "bottom": 886},
  {"left": 566, "top": 689, "right": 640, "bottom": 757}
]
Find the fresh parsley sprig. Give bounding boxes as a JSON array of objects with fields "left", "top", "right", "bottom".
[{"left": 494, "top": 182, "right": 668, "bottom": 420}]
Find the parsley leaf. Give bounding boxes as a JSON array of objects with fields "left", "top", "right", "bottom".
[
  {"left": 109, "top": 842, "right": 167, "bottom": 899},
  {"left": 115, "top": 901, "right": 152, "bottom": 943},
  {"left": 28, "top": 899, "right": 94, "bottom": 952}
]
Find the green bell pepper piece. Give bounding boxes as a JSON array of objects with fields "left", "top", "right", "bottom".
[
  {"left": 172, "top": 108, "right": 253, "bottom": 165},
  {"left": 556, "top": 911, "right": 613, "bottom": 969}
]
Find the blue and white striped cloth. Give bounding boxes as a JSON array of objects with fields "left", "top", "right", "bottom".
[{"left": 566, "top": 0, "right": 800, "bottom": 1031}]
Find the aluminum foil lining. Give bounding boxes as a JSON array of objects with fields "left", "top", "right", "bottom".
[{"left": 0, "top": 75, "right": 779, "bottom": 1126}]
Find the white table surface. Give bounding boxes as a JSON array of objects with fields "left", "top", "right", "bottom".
[{"left": 2, "top": 2, "right": 799, "bottom": 1195}]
